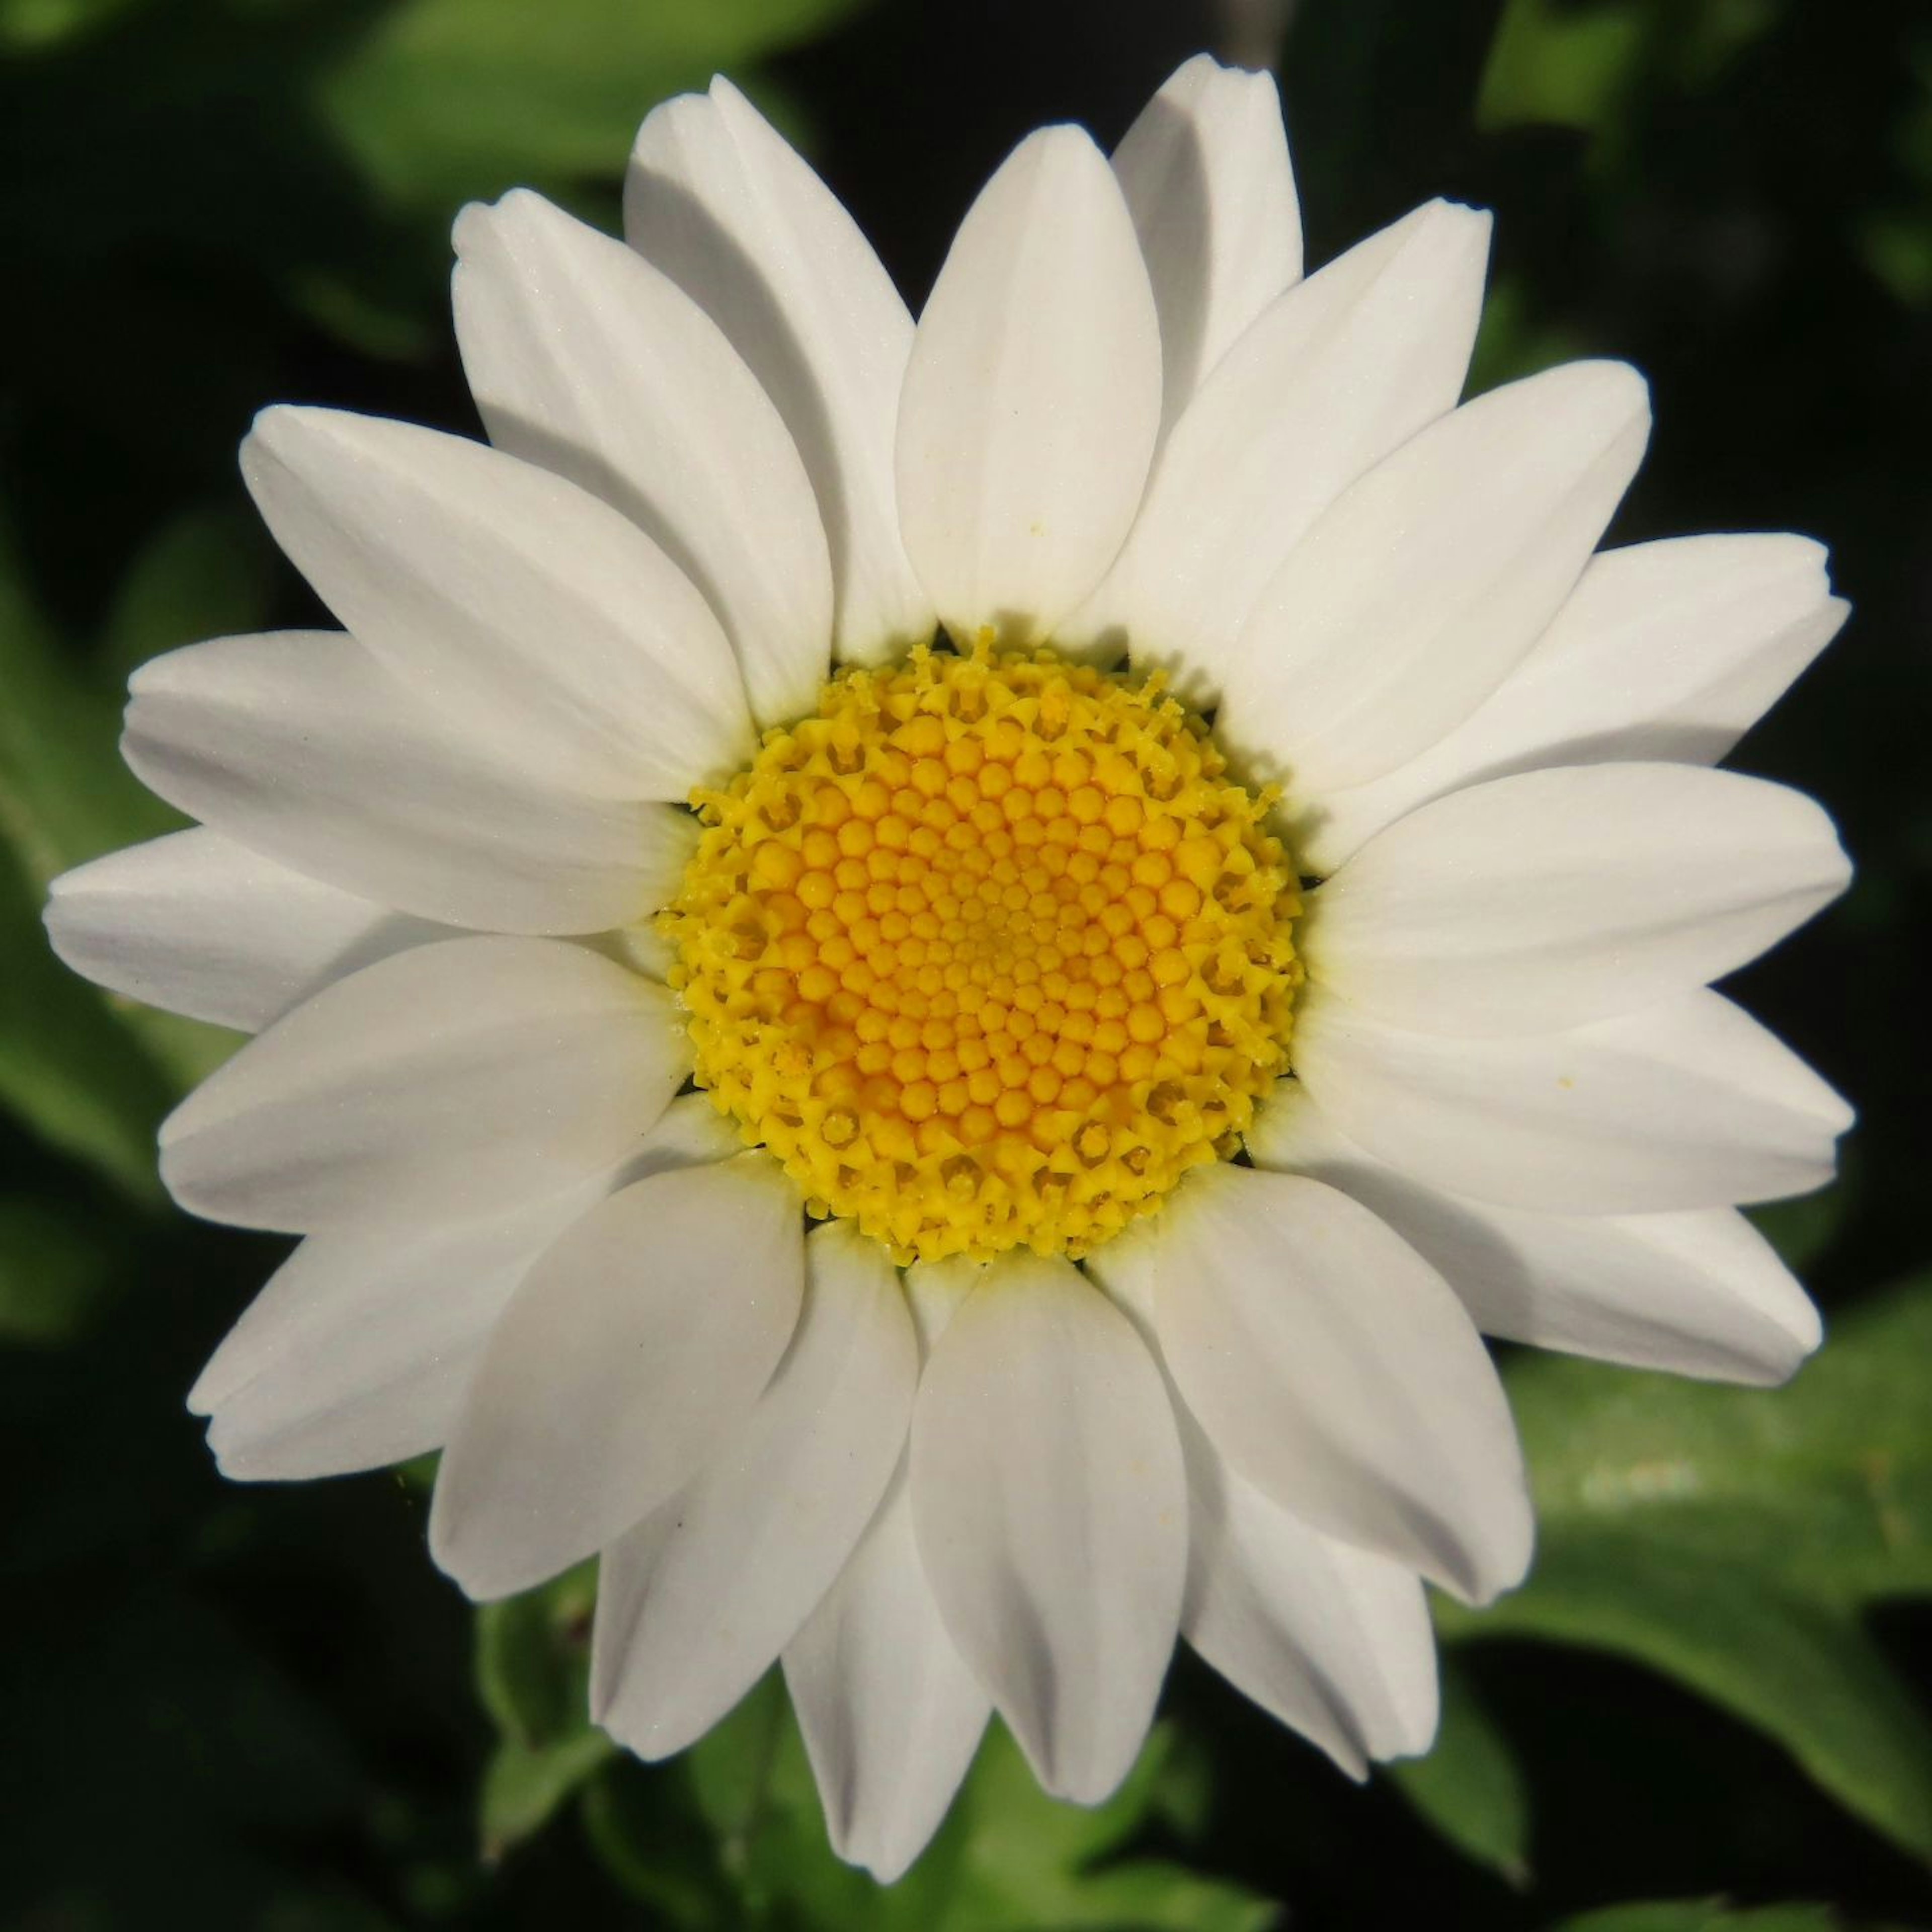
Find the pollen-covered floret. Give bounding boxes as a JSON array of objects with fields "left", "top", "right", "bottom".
[{"left": 664, "top": 643, "right": 1301, "bottom": 1263}]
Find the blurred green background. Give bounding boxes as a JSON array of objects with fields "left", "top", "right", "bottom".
[{"left": 4, "top": 0, "right": 1930, "bottom": 1925}]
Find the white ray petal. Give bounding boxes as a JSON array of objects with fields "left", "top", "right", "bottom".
[
  {"left": 159, "top": 936, "right": 688, "bottom": 1232},
  {"left": 1151, "top": 1164, "right": 1531, "bottom": 1604},
  {"left": 1065, "top": 198, "right": 1488, "bottom": 691},
  {"left": 1220, "top": 360, "right": 1651, "bottom": 795},
  {"left": 454, "top": 189, "right": 832, "bottom": 730},
  {"left": 626, "top": 77, "right": 932, "bottom": 663},
  {"left": 242, "top": 408, "right": 752, "bottom": 799},
  {"left": 1292, "top": 985, "right": 1854, "bottom": 1216},
  {"left": 1249, "top": 1083, "right": 1823, "bottom": 1384},
  {"left": 1308, "top": 763, "right": 1849, "bottom": 1036},
  {"left": 1111, "top": 53, "right": 1301, "bottom": 432},
  {"left": 45, "top": 828, "right": 450, "bottom": 1032},
  {"left": 895, "top": 126, "right": 1163, "bottom": 647},
  {"left": 430, "top": 1154, "right": 804, "bottom": 1600},
  {"left": 122, "top": 631, "right": 691, "bottom": 935},
  {"left": 1301, "top": 534, "right": 1849, "bottom": 871},
  {"left": 593, "top": 1221, "right": 916, "bottom": 1759},
  {"left": 910, "top": 1251, "right": 1185, "bottom": 1802}
]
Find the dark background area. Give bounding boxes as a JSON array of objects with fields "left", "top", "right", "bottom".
[{"left": 3, "top": 1, "right": 1929, "bottom": 1926}]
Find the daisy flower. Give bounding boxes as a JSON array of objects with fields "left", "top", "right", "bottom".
[{"left": 45, "top": 53, "right": 1852, "bottom": 1882}]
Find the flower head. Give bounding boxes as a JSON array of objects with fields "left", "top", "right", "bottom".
[{"left": 46, "top": 53, "right": 1852, "bottom": 1880}]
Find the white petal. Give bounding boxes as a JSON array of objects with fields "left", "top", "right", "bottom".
[
  {"left": 626, "top": 77, "right": 932, "bottom": 663},
  {"left": 430, "top": 1153, "right": 804, "bottom": 1600},
  {"left": 188, "top": 1093, "right": 740, "bottom": 1463},
  {"left": 122, "top": 632, "right": 692, "bottom": 936},
  {"left": 196, "top": 1184, "right": 603, "bottom": 1480},
  {"left": 1152, "top": 1164, "right": 1531, "bottom": 1604},
  {"left": 592, "top": 1220, "right": 916, "bottom": 1759},
  {"left": 241, "top": 408, "right": 752, "bottom": 799},
  {"left": 1180, "top": 1413, "right": 1438, "bottom": 1772},
  {"left": 1111, "top": 54, "right": 1301, "bottom": 431},
  {"left": 785, "top": 1465, "right": 991, "bottom": 1883},
  {"left": 1221, "top": 360, "right": 1651, "bottom": 795},
  {"left": 1292, "top": 984, "right": 1854, "bottom": 1216},
  {"left": 159, "top": 936, "right": 687, "bottom": 1233},
  {"left": 1084, "top": 1227, "right": 1439, "bottom": 1768},
  {"left": 44, "top": 828, "right": 449, "bottom": 1032},
  {"left": 1065, "top": 199, "right": 1489, "bottom": 690},
  {"left": 910, "top": 1251, "right": 1185, "bottom": 1802},
  {"left": 453, "top": 191, "right": 832, "bottom": 731},
  {"left": 901, "top": 1254, "right": 983, "bottom": 1352},
  {"left": 1308, "top": 763, "right": 1850, "bottom": 1036},
  {"left": 1248, "top": 1083, "right": 1822, "bottom": 1384},
  {"left": 895, "top": 126, "right": 1163, "bottom": 647},
  {"left": 1303, "top": 534, "right": 1850, "bottom": 871}
]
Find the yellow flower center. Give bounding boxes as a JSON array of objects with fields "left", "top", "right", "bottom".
[{"left": 663, "top": 644, "right": 1301, "bottom": 1264}]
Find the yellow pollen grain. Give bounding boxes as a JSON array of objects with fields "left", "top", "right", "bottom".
[{"left": 663, "top": 643, "right": 1301, "bottom": 1264}]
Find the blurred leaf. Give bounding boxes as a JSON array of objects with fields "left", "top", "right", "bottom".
[
  {"left": 473, "top": 1559, "right": 604, "bottom": 1858},
  {"left": 1478, "top": 0, "right": 1646, "bottom": 135},
  {"left": 1478, "top": 0, "right": 1784, "bottom": 137},
  {"left": 475, "top": 1558, "right": 597, "bottom": 1749},
  {"left": 481, "top": 1726, "right": 615, "bottom": 1864},
  {"left": 1549, "top": 1902, "right": 1854, "bottom": 1930},
  {"left": 0, "top": 837, "right": 171, "bottom": 1197},
  {"left": 1443, "top": 1272, "right": 1932, "bottom": 1863},
  {"left": 95, "top": 503, "right": 277, "bottom": 691},
  {"left": 1390, "top": 1658, "right": 1532, "bottom": 1886},
  {"left": 0, "top": 0, "right": 144, "bottom": 54},
  {"left": 586, "top": 1679, "right": 1275, "bottom": 1930},
  {"left": 0, "top": 1194, "right": 117, "bottom": 1345},
  {"left": 1748, "top": 1175, "right": 1850, "bottom": 1274},
  {"left": 0, "top": 517, "right": 175, "bottom": 889},
  {"left": 316, "top": 0, "right": 876, "bottom": 212},
  {"left": 1465, "top": 273, "right": 1592, "bottom": 396}
]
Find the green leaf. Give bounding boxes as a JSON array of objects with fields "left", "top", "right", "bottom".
[
  {"left": 1442, "top": 1273, "right": 1932, "bottom": 1863},
  {"left": 0, "top": 1195, "right": 118, "bottom": 1345},
  {"left": 1477, "top": 0, "right": 1647, "bottom": 135},
  {"left": 1390, "top": 1657, "right": 1532, "bottom": 1886},
  {"left": 587, "top": 1678, "right": 1274, "bottom": 1930},
  {"left": 0, "top": 517, "right": 175, "bottom": 891},
  {"left": 94, "top": 503, "right": 276, "bottom": 693},
  {"left": 472, "top": 1560, "right": 606, "bottom": 1859},
  {"left": 1549, "top": 1902, "right": 1848, "bottom": 1931},
  {"left": 0, "top": 836, "right": 172, "bottom": 1197},
  {"left": 480, "top": 1728, "right": 615, "bottom": 1864},
  {"left": 475, "top": 1559, "right": 598, "bottom": 1749},
  {"left": 316, "top": 0, "right": 876, "bottom": 212}
]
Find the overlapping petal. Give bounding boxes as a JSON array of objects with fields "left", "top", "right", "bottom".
[
  {"left": 895, "top": 126, "right": 1163, "bottom": 647},
  {"left": 454, "top": 190, "right": 833, "bottom": 730},
  {"left": 1111, "top": 53, "right": 1301, "bottom": 432},
  {"left": 122, "top": 632, "right": 693, "bottom": 936},
  {"left": 1065, "top": 198, "right": 1489, "bottom": 689},
  {"left": 786, "top": 1469, "right": 990, "bottom": 1883},
  {"left": 1308, "top": 763, "right": 1849, "bottom": 1036},
  {"left": 1249, "top": 1085, "right": 1822, "bottom": 1384},
  {"left": 1220, "top": 360, "right": 1651, "bottom": 795},
  {"left": 1179, "top": 1416, "right": 1440, "bottom": 1773},
  {"left": 159, "top": 936, "right": 688, "bottom": 1233},
  {"left": 1293, "top": 984, "right": 1853, "bottom": 1216},
  {"left": 45, "top": 828, "right": 450, "bottom": 1032},
  {"left": 626, "top": 77, "right": 932, "bottom": 662},
  {"left": 910, "top": 1252, "right": 1185, "bottom": 1802},
  {"left": 592, "top": 1222, "right": 916, "bottom": 1760},
  {"left": 1150, "top": 1164, "right": 1532, "bottom": 1604},
  {"left": 188, "top": 1097, "right": 740, "bottom": 1483},
  {"left": 1302, "top": 533, "right": 1850, "bottom": 870},
  {"left": 242, "top": 408, "right": 753, "bottom": 799},
  {"left": 430, "top": 1153, "right": 804, "bottom": 1600}
]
